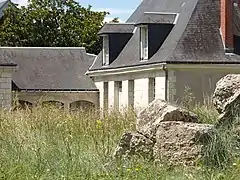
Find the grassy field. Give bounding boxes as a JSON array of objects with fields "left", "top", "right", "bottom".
[{"left": 1, "top": 105, "right": 240, "bottom": 180}]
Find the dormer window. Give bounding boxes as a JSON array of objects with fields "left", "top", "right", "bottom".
[
  {"left": 140, "top": 26, "right": 148, "bottom": 60},
  {"left": 103, "top": 35, "right": 109, "bottom": 66}
]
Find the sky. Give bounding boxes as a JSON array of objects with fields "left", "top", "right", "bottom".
[{"left": 5, "top": 0, "right": 141, "bottom": 22}]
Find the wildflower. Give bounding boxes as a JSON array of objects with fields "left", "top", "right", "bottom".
[
  {"left": 96, "top": 119, "right": 102, "bottom": 125},
  {"left": 96, "top": 119, "right": 103, "bottom": 129}
]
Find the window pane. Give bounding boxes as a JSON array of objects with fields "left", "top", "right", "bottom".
[
  {"left": 140, "top": 26, "right": 148, "bottom": 60},
  {"left": 103, "top": 36, "right": 109, "bottom": 65}
]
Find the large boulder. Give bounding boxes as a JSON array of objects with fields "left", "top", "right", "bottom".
[
  {"left": 213, "top": 74, "right": 240, "bottom": 114},
  {"left": 136, "top": 99, "right": 198, "bottom": 140},
  {"left": 153, "top": 121, "right": 214, "bottom": 166},
  {"left": 113, "top": 132, "right": 154, "bottom": 159}
]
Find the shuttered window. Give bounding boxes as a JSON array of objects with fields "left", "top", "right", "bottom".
[
  {"left": 103, "top": 36, "right": 109, "bottom": 65},
  {"left": 140, "top": 26, "right": 148, "bottom": 60}
]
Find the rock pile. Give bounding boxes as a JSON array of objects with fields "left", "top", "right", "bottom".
[
  {"left": 114, "top": 74, "right": 240, "bottom": 166},
  {"left": 114, "top": 99, "right": 214, "bottom": 166}
]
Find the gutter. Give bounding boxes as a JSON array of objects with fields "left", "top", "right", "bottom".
[{"left": 86, "top": 63, "right": 166, "bottom": 76}]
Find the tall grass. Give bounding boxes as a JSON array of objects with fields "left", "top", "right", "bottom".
[{"left": 0, "top": 105, "right": 240, "bottom": 179}]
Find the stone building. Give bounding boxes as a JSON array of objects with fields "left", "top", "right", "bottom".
[
  {"left": 1, "top": 0, "right": 240, "bottom": 112},
  {"left": 0, "top": 47, "right": 99, "bottom": 110},
  {"left": 86, "top": 0, "right": 240, "bottom": 112}
]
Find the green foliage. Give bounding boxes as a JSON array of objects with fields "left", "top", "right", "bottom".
[
  {"left": 109, "top": 17, "right": 120, "bottom": 23},
  {"left": 192, "top": 104, "right": 219, "bottom": 124},
  {"left": 0, "top": 0, "right": 108, "bottom": 54},
  {"left": 1, "top": 106, "right": 240, "bottom": 179}
]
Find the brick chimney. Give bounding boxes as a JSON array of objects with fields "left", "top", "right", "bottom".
[{"left": 221, "top": 0, "right": 234, "bottom": 52}]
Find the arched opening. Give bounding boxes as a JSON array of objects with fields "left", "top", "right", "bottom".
[
  {"left": 16, "top": 100, "right": 33, "bottom": 110},
  {"left": 42, "top": 101, "right": 64, "bottom": 109},
  {"left": 70, "top": 100, "right": 95, "bottom": 111}
]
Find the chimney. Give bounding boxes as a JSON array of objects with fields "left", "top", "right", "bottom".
[{"left": 221, "top": 0, "right": 234, "bottom": 52}]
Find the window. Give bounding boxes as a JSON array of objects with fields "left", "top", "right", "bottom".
[
  {"left": 118, "top": 81, "right": 122, "bottom": 92},
  {"left": 103, "top": 82, "right": 108, "bottom": 110},
  {"left": 140, "top": 26, "right": 148, "bottom": 60},
  {"left": 148, "top": 78, "right": 156, "bottom": 103},
  {"left": 128, "top": 80, "right": 134, "bottom": 108},
  {"left": 103, "top": 36, "right": 109, "bottom": 66},
  {"left": 114, "top": 81, "right": 122, "bottom": 110}
]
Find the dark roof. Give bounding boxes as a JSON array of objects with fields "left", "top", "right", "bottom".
[
  {"left": 0, "top": 0, "right": 9, "bottom": 18},
  {"left": 136, "top": 12, "right": 178, "bottom": 25},
  {"left": 233, "top": 5, "right": 240, "bottom": 36},
  {"left": 89, "top": 0, "right": 240, "bottom": 72},
  {"left": 98, "top": 23, "right": 135, "bottom": 35},
  {"left": 0, "top": 47, "right": 97, "bottom": 90}
]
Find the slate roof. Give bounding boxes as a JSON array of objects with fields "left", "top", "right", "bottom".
[
  {"left": 89, "top": 0, "right": 240, "bottom": 71},
  {"left": 0, "top": 47, "right": 97, "bottom": 90},
  {"left": 0, "top": 0, "right": 9, "bottom": 19},
  {"left": 233, "top": 5, "right": 240, "bottom": 36},
  {"left": 136, "top": 12, "right": 178, "bottom": 25},
  {"left": 98, "top": 23, "right": 135, "bottom": 35}
]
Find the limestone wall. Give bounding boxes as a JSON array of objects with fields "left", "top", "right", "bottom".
[
  {"left": 173, "top": 68, "right": 240, "bottom": 104},
  {"left": 93, "top": 70, "right": 166, "bottom": 112},
  {"left": 13, "top": 91, "right": 99, "bottom": 110},
  {"left": 0, "top": 67, "right": 14, "bottom": 109}
]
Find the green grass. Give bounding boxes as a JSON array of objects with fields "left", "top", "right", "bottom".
[{"left": 0, "top": 105, "right": 240, "bottom": 179}]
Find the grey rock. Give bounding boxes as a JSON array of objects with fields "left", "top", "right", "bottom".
[
  {"left": 136, "top": 99, "right": 198, "bottom": 140},
  {"left": 213, "top": 74, "right": 240, "bottom": 114},
  {"left": 113, "top": 131, "right": 154, "bottom": 159},
  {"left": 153, "top": 121, "right": 214, "bottom": 166}
]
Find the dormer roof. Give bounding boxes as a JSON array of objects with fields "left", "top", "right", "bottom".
[
  {"left": 135, "top": 12, "right": 178, "bottom": 25},
  {"left": 98, "top": 23, "right": 135, "bottom": 35}
]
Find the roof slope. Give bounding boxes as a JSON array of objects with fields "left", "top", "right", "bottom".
[
  {"left": 0, "top": 0, "right": 9, "bottom": 18},
  {"left": 0, "top": 47, "right": 97, "bottom": 90},
  {"left": 89, "top": 0, "right": 240, "bottom": 71},
  {"left": 98, "top": 23, "right": 135, "bottom": 35},
  {"left": 233, "top": 5, "right": 240, "bottom": 36}
]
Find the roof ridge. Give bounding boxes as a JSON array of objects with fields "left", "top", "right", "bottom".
[{"left": 0, "top": 47, "right": 86, "bottom": 50}]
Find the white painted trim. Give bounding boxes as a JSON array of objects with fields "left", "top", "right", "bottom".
[
  {"left": 87, "top": 62, "right": 240, "bottom": 77},
  {"left": 173, "top": 13, "right": 180, "bottom": 24},
  {"left": 88, "top": 55, "right": 98, "bottom": 70},
  {"left": 133, "top": 27, "right": 137, "bottom": 33},
  {"left": 86, "top": 63, "right": 165, "bottom": 76},
  {"left": 86, "top": 53, "right": 97, "bottom": 57},
  {"left": 166, "top": 63, "right": 240, "bottom": 70}
]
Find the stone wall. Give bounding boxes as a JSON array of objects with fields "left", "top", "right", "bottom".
[
  {"left": 0, "top": 67, "right": 14, "bottom": 109},
  {"left": 13, "top": 91, "right": 99, "bottom": 110},
  {"left": 93, "top": 70, "right": 166, "bottom": 112}
]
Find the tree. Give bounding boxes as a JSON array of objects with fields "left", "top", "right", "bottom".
[
  {"left": 110, "top": 17, "right": 120, "bottom": 23},
  {"left": 0, "top": 0, "right": 108, "bottom": 54}
]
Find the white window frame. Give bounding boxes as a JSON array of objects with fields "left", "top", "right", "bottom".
[
  {"left": 140, "top": 26, "right": 148, "bottom": 60},
  {"left": 103, "top": 35, "right": 109, "bottom": 66}
]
